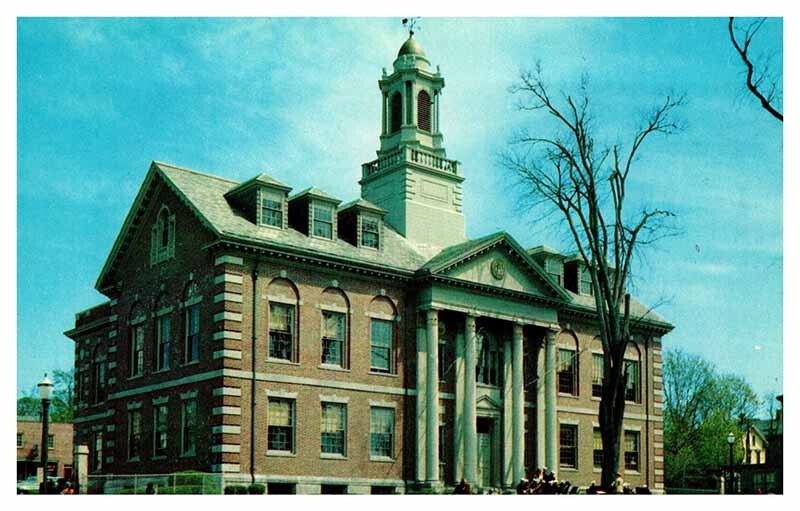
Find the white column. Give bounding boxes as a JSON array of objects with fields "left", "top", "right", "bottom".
[
  {"left": 381, "top": 91, "right": 388, "bottom": 135},
  {"left": 503, "top": 335, "right": 513, "bottom": 487},
  {"left": 435, "top": 89, "right": 441, "bottom": 133},
  {"left": 512, "top": 323, "right": 525, "bottom": 484},
  {"left": 454, "top": 328, "right": 465, "bottom": 483},
  {"left": 463, "top": 314, "right": 478, "bottom": 485},
  {"left": 425, "top": 309, "right": 439, "bottom": 483},
  {"left": 415, "top": 318, "right": 427, "bottom": 482},
  {"left": 545, "top": 328, "right": 559, "bottom": 477},
  {"left": 536, "top": 339, "right": 546, "bottom": 469}
]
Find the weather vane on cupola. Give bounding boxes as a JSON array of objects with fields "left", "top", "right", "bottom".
[{"left": 402, "top": 17, "right": 420, "bottom": 37}]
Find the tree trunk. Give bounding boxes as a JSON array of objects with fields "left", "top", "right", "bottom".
[{"left": 599, "top": 344, "right": 628, "bottom": 491}]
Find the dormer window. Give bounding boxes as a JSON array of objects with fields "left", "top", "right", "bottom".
[
  {"left": 224, "top": 173, "right": 292, "bottom": 229},
  {"left": 313, "top": 203, "right": 334, "bottom": 239},
  {"left": 261, "top": 195, "right": 283, "bottom": 228},
  {"left": 361, "top": 216, "right": 380, "bottom": 249},
  {"left": 580, "top": 266, "right": 594, "bottom": 296},
  {"left": 150, "top": 206, "right": 175, "bottom": 265}
]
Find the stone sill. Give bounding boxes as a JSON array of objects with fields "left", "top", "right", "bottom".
[
  {"left": 369, "top": 370, "right": 399, "bottom": 378},
  {"left": 266, "top": 450, "right": 296, "bottom": 458},
  {"left": 318, "top": 364, "right": 350, "bottom": 373},
  {"left": 268, "top": 358, "right": 300, "bottom": 366},
  {"left": 320, "top": 453, "right": 348, "bottom": 461},
  {"left": 370, "top": 456, "right": 395, "bottom": 463}
]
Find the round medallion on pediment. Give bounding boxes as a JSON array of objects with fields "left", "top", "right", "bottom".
[{"left": 490, "top": 258, "right": 506, "bottom": 280}]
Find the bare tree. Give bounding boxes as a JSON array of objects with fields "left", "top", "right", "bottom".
[
  {"left": 728, "top": 17, "right": 783, "bottom": 122},
  {"left": 502, "top": 65, "right": 684, "bottom": 489}
]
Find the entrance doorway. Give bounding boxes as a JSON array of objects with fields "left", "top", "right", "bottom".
[{"left": 477, "top": 417, "right": 495, "bottom": 487}]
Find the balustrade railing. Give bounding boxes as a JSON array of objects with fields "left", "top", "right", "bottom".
[{"left": 362, "top": 147, "right": 459, "bottom": 179}]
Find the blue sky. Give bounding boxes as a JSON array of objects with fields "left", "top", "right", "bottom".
[{"left": 17, "top": 18, "right": 782, "bottom": 404}]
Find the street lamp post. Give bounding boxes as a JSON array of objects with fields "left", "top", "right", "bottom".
[
  {"left": 38, "top": 374, "right": 54, "bottom": 494},
  {"left": 727, "top": 432, "right": 736, "bottom": 495}
]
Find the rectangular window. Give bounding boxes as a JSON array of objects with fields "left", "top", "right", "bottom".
[
  {"left": 181, "top": 398, "right": 197, "bottom": 456},
  {"left": 321, "top": 402, "right": 347, "bottom": 456},
  {"left": 321, "top": 311, "right": 346, "bottom": 367},
  {"left": 16, "top": 433, "right": 23, "bottom": 448},
  {"left": 593, "top": 428, "right": 604, "bottom": 469},
  {"left": 156, "top": 315, "right": 171, "bottom": 371},
  {"left": 545, "top": 258, "right": 563, "bottom": 286},
  {"left": 91, "top": 432, "right": 103, "bottom": 472},
  {"left": 438, "top": 339, "right": 447, "bottom": 381},
  {"left": 261, "top": 197, "right": 283, "bottom": 227},
  {"left": 370, "top": 407, "right": 395, "bottom": 458},
  {"left": 558, "top": 349, "right": 577, "bottom": 395},
  {"left": 559, "top": 424, "right": 577, "bottom": 469},
  {"left": 439, "top": 425, "right": 446, "bottom": 481},
  {"left": 267, "top": 482, "right": 296, "bottom": 494},
  {"left": 128, "top": 409, "right": 142, "bottom": 460},
  {"left": 580, "top": 267, "right": 593, "bottom": 296},
  {"left": 185, "top": 304, "right": 200, "bottom": 364},
  {"left": 592, "top": 353, "right": 604, "bottom": 398},
  {"left": 48, "top": 434, "right": 54, "bottom": 449},
  {"left": 269, "top": 303, "right": 295, "bottom": 361},
  {"left": 624, "top": 431, "right": 640, "bottom": 471},
  {"left": 268, "top": 398, "right": 295, "bottom": 453},
  {"left": 131, "top": 325, "right": 144, "bottom": 377},
  {"left": 153, "top": 404, "right": 168, "bottom": 457},
  {"left": 476, "top": 334, "right": 502, "bottom": 387},
  {"left": 625, "top": 359, "right": 640, "bottom": 402},
  {"left": 313, "top": 204, "right": 334, "bottom": 239},
  {"left": 361, "top": 217, "right": 380, "bottom": 249},
  {"left": 370, "top": 319, "right": 393, "bottom": 373}
]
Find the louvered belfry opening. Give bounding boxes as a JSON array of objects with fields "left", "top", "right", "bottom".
[
  {"left": 417, "top": 90, "right": 431, "bottom": 132},
  {"left": 390, "top": 92, "right": 402, "bottom": 133}
]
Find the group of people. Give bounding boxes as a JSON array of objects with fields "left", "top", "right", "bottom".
[
  {"left": 514, "top": 468, "right": 575, "bottom": 494},
  {"left": 453, "top": 470, "right": 637, "bottom": 495}
]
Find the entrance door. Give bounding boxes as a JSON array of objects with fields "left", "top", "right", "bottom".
[{"left": 477, "top": 418, "right": 494, "bottom": 487}]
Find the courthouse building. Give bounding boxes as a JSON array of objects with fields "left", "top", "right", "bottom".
[{"left": 66, "top": 34, "right": 671, "bottom": 494}]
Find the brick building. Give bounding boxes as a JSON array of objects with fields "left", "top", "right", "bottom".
[
  {"left": 65, "top": 34, "right": 671, "bottom": 494},
  {"left": 17, "top": 417, "right": 74, "bottom": 481}
]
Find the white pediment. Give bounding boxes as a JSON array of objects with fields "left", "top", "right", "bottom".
[{"left": 444, "top": 247, "right": 550, "bottom": 297}]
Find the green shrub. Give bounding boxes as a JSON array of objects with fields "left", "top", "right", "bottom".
[
  {"left": 225, "top": 485, "right": 249, "bottom": 495},
  {"left": 248, "top": 484, "right": 265, "bottom": 494}
]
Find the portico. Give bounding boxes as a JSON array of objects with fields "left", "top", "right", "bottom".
[{"left": 412, "top": 232, "right": 571, "bottom": 490}]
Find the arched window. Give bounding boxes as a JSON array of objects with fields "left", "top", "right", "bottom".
[
  {"left": 417, "top": 90, "right": 431, "bottom": 132},
  {"left": 320, "top": 287, "right": 350, "bottom": 369},
  {"left": 368, "top": 296, "right": 398, "bottom": 374},
  {"left": 267, "top": 278, "right": 300, "bottom": 363},
  {"left": 151, "top": 206, "right": 175, "bottom": 265},
  {"left": 591, "top": 337, "right": 604, "bottom": 398},
  {"left": 184, "top": 281, "right": 201, "bottom": 364},
  {"left": 129, "top": 302, "right": 146, "bottom": 377},
  {"left": 390, "top": 92, "right": 403, "bottom": 133},
  {"left": 624, "top": 342, "right": 642, "bottom": 403},
  {"left": 91, "top": 345, "right": 106, "bottom": 404},
  {"left": 154, "top": 294, "right": 172, "bottom": 371}
]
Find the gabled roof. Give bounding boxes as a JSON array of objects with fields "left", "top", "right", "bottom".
[
  {"left": 288, "top": 187, "right": 341, "bottom": 204},
  {"left": 420, "top": 231, "right": 572, "bottom": 302},
  {"left": 224, "top": 172, "right": 292, "bottom": 197},
  {"left": 338, "top": 198, "right": 388, "bottom": 215},
  {"left": 95, "top": 161, "right": 429, "bottom": 292}
]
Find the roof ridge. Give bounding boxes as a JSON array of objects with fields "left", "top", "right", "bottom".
[{"left": 153, "top": 160, "right": 240, "bottom": 185}]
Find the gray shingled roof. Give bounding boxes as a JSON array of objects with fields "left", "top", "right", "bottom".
[
  {"left": 156, "top": 162, "right": 428, "bottom": 271},
  {"left": 150, "top": 161, "right": 669, "bottom": 329}
]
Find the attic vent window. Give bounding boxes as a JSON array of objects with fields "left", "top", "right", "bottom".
[
  {"left": 150, "top": 206, "right": 175, "bottom": 265},
  {"left": 361, "top": 217, "right": 380, "bottom": 249},
  {"left": 313, "top": 204, "right": 334, "bottom": 239},
  {"left": 261, "top": 196, "right": 283, "bottom": 228}
]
